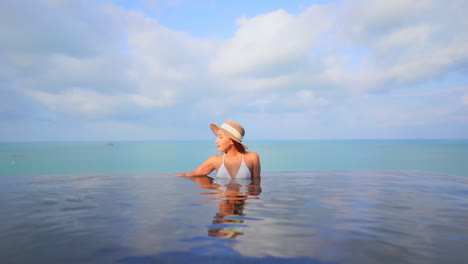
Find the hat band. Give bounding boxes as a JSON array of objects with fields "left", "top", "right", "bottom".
[{"left": 220, "top": 123, "right": 243, "bottom": 141}]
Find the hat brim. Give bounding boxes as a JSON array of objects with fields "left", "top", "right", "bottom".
[{"left": 210, "top": 123, "right": 248, "bottom": 149}]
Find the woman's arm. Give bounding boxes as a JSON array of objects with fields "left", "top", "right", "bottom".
[
  {"left": 251, "top": 152, "right": 261, "bottom": 180},
  {"left": 175, "top": 155, "right": 217, "bottom": 177}
]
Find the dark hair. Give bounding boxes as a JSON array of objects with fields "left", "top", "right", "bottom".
[{"left": 232, "top": 140, "right": 246, "bottom": 153}]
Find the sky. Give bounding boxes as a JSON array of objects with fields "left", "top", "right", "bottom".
[{"left": 1, "top": 0, "right": 467, "bottom": 142}]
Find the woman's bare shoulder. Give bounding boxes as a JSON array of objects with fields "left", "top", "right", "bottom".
[
  {"left": 207, "top": 154, "right": 223, "bottom": 163},
  {"left": 245, "top": 151, "right": 260, "bottom": 160}
]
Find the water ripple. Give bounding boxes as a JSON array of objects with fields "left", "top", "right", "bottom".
[{"left": 1, "top": 171, "right": 467, "bottom": 264}]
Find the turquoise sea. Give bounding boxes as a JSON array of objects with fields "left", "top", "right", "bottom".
[
  {"left": 1, "top": 140, "right": 468, "bottom": 264},
  {"left": 1, "top": 140, "right": 468, "bottom": 177}
]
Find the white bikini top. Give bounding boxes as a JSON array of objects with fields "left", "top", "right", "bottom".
[{"left": 216, "top": 154, "right": 251, "bottom": 179}]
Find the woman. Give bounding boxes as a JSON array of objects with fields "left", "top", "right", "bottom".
[{"left": 175, "top": 120, "right": 261, "bottom": 180}]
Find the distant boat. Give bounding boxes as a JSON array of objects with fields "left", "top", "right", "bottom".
[{"left": 104, "top": 142, "right": 114, "bottom": 146}]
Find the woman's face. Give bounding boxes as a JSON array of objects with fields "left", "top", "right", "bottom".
[{"left": 216, "top": 130, "right": 233, "bottom": 152}]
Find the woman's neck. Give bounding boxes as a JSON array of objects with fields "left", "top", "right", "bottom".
[{"left": 225, "top": 147, "right": 242, "bottom": 158}]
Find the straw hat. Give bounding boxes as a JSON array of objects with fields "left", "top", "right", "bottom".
[{"left": 210, "top": 120, "right": 248, "bottom": 149}]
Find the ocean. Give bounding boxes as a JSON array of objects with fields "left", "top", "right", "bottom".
[
  {"left": 1, "top": 140, "right": 468, "bottom": 177},
  {"left": 1, "top": 140, "right": 467, "bottom": 263}
]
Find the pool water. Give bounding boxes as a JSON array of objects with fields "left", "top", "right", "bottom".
[{"left": 1, "top": 171, "right": 467, "bottom": 263}]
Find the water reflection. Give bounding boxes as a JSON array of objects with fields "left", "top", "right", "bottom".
[{"left": 184, "top": 176, "right": 261, "bottom": 240}]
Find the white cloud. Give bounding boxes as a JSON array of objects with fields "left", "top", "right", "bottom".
[
  {"left": 113, "top": 5, "right": 218, "bottom": 108},
  {"left": 339, "top": 0, "right": 434, "bottom": 42},
  {"left": 337, "top": 0, "right": 468, "bottom": 92},
  {"left": 130, "top": 92, "right": 176, "bottom": 108},
  {"left": 26, "top": 88, "right": 123, "bottom": 117},
  {"left": 210, "top": 5, "right": 333, "bottom": 77},
  {"left": 1, "top": 1, "right": 117, "bottom": 56},
  {"left": 1, "top": 0, "right": 467, "bottom": 140},
  {"left": 284, "top": 90, "right": 330, "bottom": 110},
  {"left": 2, "top": 1, "right": 217, "bottom": 118},
  {"left": 209, "top": 0, "right": 468, "bottom": 98},
  {"left": 374, "top": 25, "right": 435, "bottom": 54}
]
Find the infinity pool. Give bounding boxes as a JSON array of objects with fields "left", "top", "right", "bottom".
[{"left": 1, "top": 171, "right": 467, "bottom": 263}]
